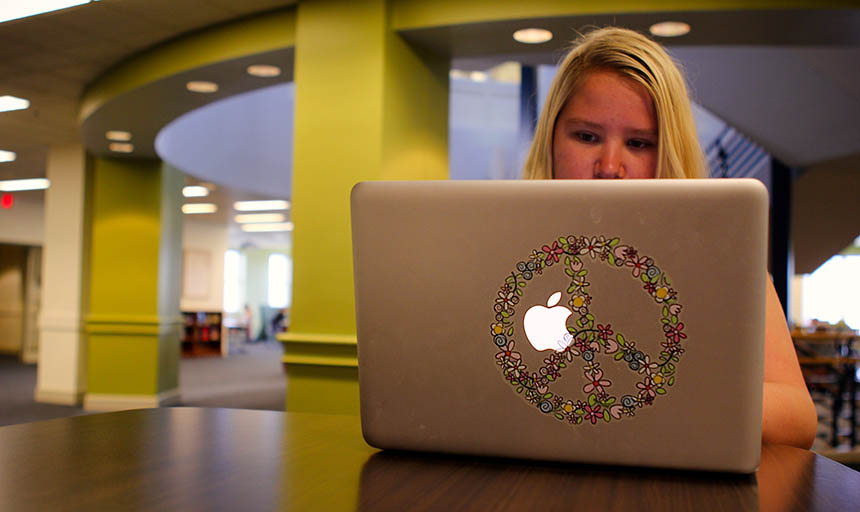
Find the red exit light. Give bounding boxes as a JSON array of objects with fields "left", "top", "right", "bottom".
[{"left": 1, "top": 194, "right": 12, "bottom": 209}]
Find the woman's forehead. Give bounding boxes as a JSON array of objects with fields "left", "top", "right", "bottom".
[{"left": 560, "top": 70, "right": 657, "bottom": 131}]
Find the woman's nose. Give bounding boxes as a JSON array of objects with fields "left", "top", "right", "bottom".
[{"left": 594, "top": 141, "right": 625, "bottom": 179}]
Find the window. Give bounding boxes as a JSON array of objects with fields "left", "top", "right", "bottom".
[
  {"left": 267, "top": 253, "right": 291, "bottom": 309},
  {"left": 800, "top": 254, "right": 860, "bottom": 329}
]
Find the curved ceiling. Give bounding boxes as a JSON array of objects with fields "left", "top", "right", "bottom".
[
  {"left": 81, "top": 47, "right": 294, "bottom": 160},
  {"left": 156, "top": 82, "right": 295, "bottom": 199},
  {"left": 70, "top": 4, "right": 859, "bottom": 201}
]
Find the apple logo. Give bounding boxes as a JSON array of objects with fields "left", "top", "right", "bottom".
[{"left": 523, "top": 291, "right": 573, "bottom": 352}]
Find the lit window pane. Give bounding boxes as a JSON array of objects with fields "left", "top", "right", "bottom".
[
  {"left": 801, "top": 255, "right": 860, "bottom": 329},
  {"left": 268, "top": 253, "right": 291, "bottom": 309}
]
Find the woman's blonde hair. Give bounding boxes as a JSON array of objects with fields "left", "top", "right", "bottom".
[{"left": 522, "top": 27, "right": 706, "bottom": 180}]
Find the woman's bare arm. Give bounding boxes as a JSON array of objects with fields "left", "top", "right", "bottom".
[{"left": 761, "top": 279, "right": 818, "bottom": 448}]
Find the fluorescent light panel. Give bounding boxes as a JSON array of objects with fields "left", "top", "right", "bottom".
[
  {"left": 0, "top": 1, "right": 91, "bottom": 24},
  {"left": 0, "top": 178, "right": 50, "bottom": 192},
  {"left": 182, "top": 203, "right": 217, "bottom": 214},
  {"left": 0, "top": 95, "right": 30, "bottom": 112},
  {"left": 233, "top": 200, "right": 290, "bottom": 211},
  {"left": 182, "top": 186, "right": 210, "bottom": 198},
  {"left": 235, "top": 213, "right": 286, "bottom": 224},
  {"left": 241, "top": 222, "right": 294, "bottom": 232},
  {"left": 0, "top": 150, "right": 16, "bottom": 162}
]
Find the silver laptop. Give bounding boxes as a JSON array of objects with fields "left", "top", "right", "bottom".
[{"left": 351, "top": 179, "right": 768, "bottom": 472}]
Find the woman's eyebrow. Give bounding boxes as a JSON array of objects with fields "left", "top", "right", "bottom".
[
  {"left": 564, "top": 117, "right": 656, "bottom": 138},
  {"left": 628, "top": 127, "right": 657, "bottom": 138},
  {"left": 562, "top": 117, "right": 602, "bottom": 130}
]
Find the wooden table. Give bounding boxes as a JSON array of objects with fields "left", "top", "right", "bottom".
[{"left": 1, "top": 408, "right": 858, "bottom": 511}]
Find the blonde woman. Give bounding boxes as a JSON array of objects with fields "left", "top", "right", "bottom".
[{"left": 524, "top": 27, "right": 817, "bottom": 448}]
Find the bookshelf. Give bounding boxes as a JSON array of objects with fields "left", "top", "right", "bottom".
[{"left": 181, "top": 311, "right": 223, "bottom": 356}]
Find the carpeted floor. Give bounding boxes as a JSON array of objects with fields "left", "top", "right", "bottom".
[{"left": 0, "top": 341, "right": 285, "bottom": 427}]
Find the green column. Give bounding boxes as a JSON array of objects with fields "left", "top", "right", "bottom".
[
  {"left": 280, "top": 0, "right": 448, "bottom": 413},
  {"left": 84, "top": 157, "right": 183, "bottom": 410}
]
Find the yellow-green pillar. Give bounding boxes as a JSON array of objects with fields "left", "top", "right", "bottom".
[
  {"left": 280, "top": 0, "right": 448, "bottom": 413},
  {"left": 83, "top": 157, "right": 184, "bottom": 411}
]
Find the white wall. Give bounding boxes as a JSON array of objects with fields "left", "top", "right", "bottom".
[
  {"left": 0, "top": 194, "right": 44, "bottom": 246},
  {"left": 180, "top": 218, "right": 229, "bottom": 312}
]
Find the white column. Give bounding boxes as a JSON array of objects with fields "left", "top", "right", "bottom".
[{"left": 35, "top": 144, "right": 87, "bottom": 405}]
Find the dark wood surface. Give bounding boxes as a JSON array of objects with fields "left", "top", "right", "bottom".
[{"left": 1, "top": 407, "right": 858, "bottom": 511}]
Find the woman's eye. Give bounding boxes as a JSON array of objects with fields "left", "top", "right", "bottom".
[
  {"left": 575, "top": 132, "right": 598, "bottom": 143},
  {"left": 627, "top": 139, "right": 654, "bottom": 149}
]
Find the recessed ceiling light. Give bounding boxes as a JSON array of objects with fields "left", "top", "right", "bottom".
[
  {"left": 186, "top": 81, "right": 218, "bottom": 93},
  {"left": 241, "top": 222, "right": 294, "bottom": 232},
  {"left": 470, "top": 71, "right": 488, "bottom": 82},
  {"left": 182, "top": 186, "right": 209, "bottom": 198},
  {"left": 181, "top": 203, "right": 218, "bottom": 214},
  {"left": 0, "top": 178, "right": 50, "bottom": 192},
  {"left": 105, "top": 130, "right": 132, "bottom": 141},
  {"left": 0, "top": 95, "right": 30, "bottom": 113},
  {"left": 449, "top": 69, "right": 468, "bottom": 80},
  {"left": 0, "top": 150, "right": 16, "bottom": 162},
  {"left": 649, "top": 21, "right": 691, "bottom": 38},
  {"left": 109, "top": 142, "right": 134, "bottom": 153},
  {"left": 235, "top": 213, "right": 286, "bottom": 224},
  {"left": 247, "top": 64, "right": 281, "bottom": 77},
  {"left": 233, "top": 200, "right": 290, "bottom": 212},
  {"left": 513, "top": 28, "right": 553, "bottom": 44}
]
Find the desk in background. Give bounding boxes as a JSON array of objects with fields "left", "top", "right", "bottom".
[
  {"left": 793, "top": 329, "right": 858, "bottom": 448},
  {"left": 0, "top": 408, "right": 859, "bottom": 511}
]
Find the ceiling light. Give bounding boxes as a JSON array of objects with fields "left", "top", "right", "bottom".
[
  {"left": 449, "top": 69, "right": 468, "bottom": 80},
  {"left": 182, "top": 186, "right": 209, "bottom": 198},
  {"left": 247, "top": 65, "right": 281, "bottom": 77},
  {"left": 649, "top": 21, "right": 691, "bottom": 38},
  {"left": 513, "top": 28, "right": 553, "bottom": 44},
  {"left": 0, "top": 1, "right": 92, "bottom": 24},
  {"left": 470, "top": 71, "right": 488, "bottom": 82},
  {"left": 186, "top": 81, "right": 218, "bottom": 93},
  {"left": 241, "top": 222, "right": 294, "bottom": 232},
  {"left": 182, "top": 203, "right": 217, "bottom": 214},
  {"left": 0, "top": 150, "right": 16, "bottom": 162},
  {"left": 109, "top": 142, "right": 133, "bottom": 153},
  {"left": 235, "top": 213, "right": 286, "bottom": 224},
  {"left": 0, "top": 178, "right": 50, "bottom": 192},
  {"left": 233, "top": 200, "right": 290, "bottom": 212},
  {"left": 105, "top": 130, "right": 132, "bottom": 141},
  {"left": 0, "top": 95, "right": 30, "bottom": 112}
]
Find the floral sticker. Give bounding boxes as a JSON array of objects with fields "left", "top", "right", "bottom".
[{"left": 491, "top": 235, "right": 686, "bottom": 426}]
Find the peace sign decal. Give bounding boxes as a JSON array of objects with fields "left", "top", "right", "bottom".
[{"left": 491, "top": 235, "right": 687, "bottom": 425}]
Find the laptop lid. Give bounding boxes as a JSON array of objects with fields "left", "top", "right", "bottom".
[{"left": 351, "top": 179, "right": 768, "bottom": 472}]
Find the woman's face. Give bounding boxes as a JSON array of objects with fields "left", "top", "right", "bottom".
[{"left": 552, "top": 70, "right": 658, "bottom": 179}]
